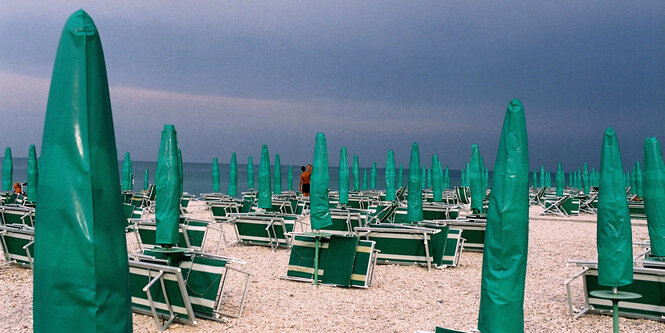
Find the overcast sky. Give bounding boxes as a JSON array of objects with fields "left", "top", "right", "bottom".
[{"left": 1, "top": 1, "right": 663, "bottom": 172}]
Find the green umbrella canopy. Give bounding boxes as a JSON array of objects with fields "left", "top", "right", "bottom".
[
  {"left": 310, "top": 133, "right": 332, "bottom": 229},
  {"left": 407, "top": 142, "right": 423, "bottom": 222},
  {"left": 27, "top": 144, "right": 38, "bottom": 202},
  {"left": 385, "top": 150, "right": 396, "bottom": 201},
  {"left": 398, "top": 163, "right": 404, "bottom": 188},
  {"left": 444, "top": 166, "right": 450, "bottom": 189},
  {"left": 633, "top": 161, "right": 643, "bottom": 198},
  {"left": 439, "top": 160, "right": 445, "bottom": 190},
  {"left": 643, "top": 137, "right": 665, "bottom": 256},
  {"left": 582, "top": 162, "right": 590, "bottom": 194},
  {"left": 274, "top": 153, "right": 282, "bottom": 194},
  {"left": 3, "top": 147, "right": 12, "bottom": 191},
  {"left": 339, "top": 147, "right": 349, "bottom": 204},
  {"left": 370, "top": 162, "right": 377, "bottom": 190},
  {"left": 576, "top": 168, "right": 582, "bottom": 190},
  {"left": 247, "top": 156, "right": 254, "bottom": 190},
  {"left": 177, "top": 148, "right": 183, "bottom": 197},
  {"left": 421, "top": 166, "right": 427, "bottom": 190},
  {"left": 465, "top": 162, "right": 470, "bottom": 187},
  {"left": 427, "top": 167, "right": 432, "bottom": 189},
  {"left": 556, "top": 162, "right": 565, "bottom": 197},
  {"left": 629, "top": 170, "right": 636, "bottom": 194},
  {"left": 258, "top": 145, "right": 272, "bottom": 209},
  {"left": 287, "top": 165, "right": 294, "bottom": 191},
  {"left": 362, "top": 168, "right": 368, "bottom": 190},
  {"left": 460, "top": 169, "right": 465, "bottom": 188},
  {"left": 539, "top": 165, "right": 545, "bottom": 188},
  {"left": 229, "top": 152, "right": 238, "bottom": 196},
  {"left": 469, "top": 144, "right": 483, "bottom": 213},
  {"left": 478, "top": 98, "right": 529, "bottom": 333},
  {"left": 155, "top": 125, "right": 181, "bottom": 246},
  {"left": 34, "top": 10, "right": 131, "bottom": 331},
  {"left": 484, "top": 167, "right": 490, "bottom": 190},
  {"left": 480, "top": 156, "right": 486, "bottom": 190},
  {"left": 122, "top": 152, "right": 132, "bottom": 191},
  {"left": 431, "top": 155, "right": 442, "bottom": 202},
  {"left": 143, "top": 168, "right": 149, "bottom": 191},
  {"left": 212, "top": 157, "right": 220, "bottom": 192},
  {"left": 352, "top": 155, "right": 360, "bottom": 191},
  {"left": 597, "top": 127, "right": 633, "bottom": 287},
  {"left": 547, "top": 170, "right": 552, "bottom": 187}
]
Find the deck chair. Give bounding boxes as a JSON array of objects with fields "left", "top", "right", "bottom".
[
  {"left": 208, "top": 200, "right": 241, "bottom": 223},
  {"left": 455, "top": 187, "right": 470, "bottom": 205},
  {"left": 133, "top": 218, "right": 210, "bottom": 251},
  {"left": 628, "top": 201, "right": 646, "bottom": 219},
  {"left": 366, "top": 201, "right": 399, "bottom": 224},
  {"left": 0, "top": 224, "right": 34, "bottom": 268},
  {"left": 283, "top": 233, "right": 378, "bottom": 288},
  {"left": 354, "top": 223, "right": 449, "bottom": 270},
  {"left": 565, "top": 259, "right": 665, "bottom": 322},
  {"left": 579, "top": 194, "right": 598, "bottom": 214},
  {"left": 229, "top": 213, "right": 297, "bottom": 251},
  {"left": 541, "top": 195, "right": 569, "bottom": 216},
  {"left": 347, "top": 195, "right": 372, "bottom": 209},
  {"left": 529, "top": 187, "right": 547, "bottom": 206},
  {"left": 422, "top": 203, "right": 461, "bottom": 220},
  {"left": 419, "top": 221, "right": 465, "bottom": 267},
  {"left": 320, "top": 209, "right": 367, "bottom": 235},
  {"left": 0, "top": 205, "right": 35, "bottom": 227},
  {"left": 261, "top": 199, "right": 294, "bottom": 214},
  {"left": 445, "top": 220, "right": 485, "bottom": 252},
  {"left": 129, "top": 250, "right": 250, "bottom": 331}
]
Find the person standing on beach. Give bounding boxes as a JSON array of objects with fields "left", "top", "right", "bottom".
[{"left": 299, "top": 164, "right": 312, "bottom": 197}]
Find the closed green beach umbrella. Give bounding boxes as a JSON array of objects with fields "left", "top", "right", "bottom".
[
  {"left": 465, "top": 162, "right": 470, "bottom": 187},
  {"left": 212, "top": 157, "right": 220, "bottom": 192},
  {"left": 460, "top": 169, "right": 466, "bottom": 188},
  {"left": 177, "top": 148, "right": 183, "bottom": 197},
  {"left": 398, "top": 163, "right": 404, "bottom": 188},
  {"left": 362, "top": 168, "right": 368, "bottom": 190},
  {"left": 556, "top": 162, "right": 564, "bottom": 197},
  {"left": 229, "top": 152, "right": 238, "bottom": 196},
  {"left": 629, "top": 170, "right": 636, "bottom": 195},
  {"left": 385, "top": 150, "right": 396, "bottom": 201},
  {"left": 155, "top": 125, "right": 181, "bottom": 246},
  {"left": 27, "top": 145, "right": 38, "bottom": 202},
  {"left": 597, "top": 127, "right": 633, "bottom": 287},
  {"left": 370, "top": 162, "right": 377, "bottom": 190},
  {"left": 143, "top": 168, "right": 149, "bottom": 191},
  {"left": 582, "top": 162, "right": 590, "bottom": 194},
  {"left": 352, "top": 155, "right": 360, "bottom": 191},
  {"left": 287, "top": 165, "right": 293, "bottom": 191},
  {"left": 432, "top": 155, "right": 442, "bottom": 202},
  {"left": 407, "top": 142, "right": 423, "bottom": 222},
  {"left": 339, "top": 147, "right": 349, "bottom": 204},
  {"left": 258, "top": 145, "right": 272, "bottom": 209},
  {"left": 310, "top": 133, "right": 332, "bottom": 229},
  {"left": 478, "top": 99, "right": 529, "bottom": 333},
  {"left": 3, "top": 147, "right": 12, "bottom": 192},
  {"left": 421, "top": 166, "right": 427, "bottom": 191},
  {"left": 247, "top": 156, "right": 254, "bottom": 190},
  {"left": 444, "top": 166, "right": 450, "bottom": 189},
  {"left": 643, "top": 137, "right": 665, "bottom": 256},
  {"left": 34, "top": 10, "right": 131, "bottom": 331},
  {"left": 122, "top": 152, "right": 132, "bottom": 191},
  {"left": 576, "top": 168, "right": 582, "bottom": 190},
  {"left": 633, "top": 161, "right": 643, "bottom": 198},
  {"left": 539, "top": 165, "right": 545, "bottom": 188},
  {"left": 469, "top": 144, "right": 483, "bottom": 213},
  {"left": 274, "top": 153, "right": 282, "bottom": 194}
]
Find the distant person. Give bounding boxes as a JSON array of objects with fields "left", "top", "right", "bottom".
[
  {"left": 13, "top": 182, "right": 22, "bottom": 195},
  {"left": 299, "top": 165, "right": 311, "bottom": 197}
]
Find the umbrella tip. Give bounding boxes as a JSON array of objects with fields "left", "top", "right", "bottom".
[
  {"left": 508, "top": 98, "right": 523, "bottom": 111},
  {"left": 66, "top": 9, "right": 97, "bottom": 36}
]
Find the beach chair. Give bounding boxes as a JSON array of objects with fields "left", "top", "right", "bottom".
[
  {"left": 229, "top": 213, "right": 298, "bottom": 251},
  {"left": 628, "top": 201, "right": 646, "bottom": 219},
  {"left": 0, "top": 224, "right": 34, "bottom": 268},
  {"left": 445, "top": 220, "right": 485, "bottom": 252},
  {"left": 208, "top": 200, "right": 240, "bottom": 223},
  {"left": 261, "top": 199, "right": 294, "bottom": 214},
  {"left": 579, "top": 194, "right": 598, "bottom": 214},
  {"left": 283, "top": 233, "right": 378, "bottom": 288},
  {"left": 455, "top": 187, "right": 470, "bottom": 205},
  {"left": 541, "top": 196, "right": 569, "bottom": 216},
  {"left": 365, "top": 201, "right": 399, "bottom": 224},
  {"left": 133, "top": 218, "right": 210, "bottom": 251},
  {"left": 354, "top": 223, "right": 450, "bottom": 270},
  {"left": 129, "top": 250, "right": 250, "bottom": 331},
  {"left": 0, "top": 205, "right": 35, "bottom": 227},
  {"left": 564, "top": 259, "right": 665, "bottom": 322},
  {"left": 319, "top": 209, "right": 367, "bottom": 235},
  {"left": 347, "top": 194, "right": 372, "bottom": 209},
  {"left": 529, "top": 187, "right": 547, "bottom": 206},
  {"left": 419, "top": 222, "right": 465, "bottom": 267}
]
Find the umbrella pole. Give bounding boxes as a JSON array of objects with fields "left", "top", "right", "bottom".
[
  {"left": 612, "top": 287, "right": 619, "bottom": 333},
  {"left": 313, "top": 230, "right": 320, "bottom": 286}
]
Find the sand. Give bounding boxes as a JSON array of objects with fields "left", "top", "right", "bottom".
[{"left": 1, "top": 202, "right": 663, "bottom": 332}]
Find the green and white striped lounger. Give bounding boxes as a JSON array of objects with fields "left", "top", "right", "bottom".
[
  {"left": 208, "top": 201, "right": 240, "bottom": 222},
  {"left": 0, "top": 205, "right": 35, "bottom": 227},
  {"left": 285, "top": 233, "right": 377, "bottom": 288},
  {"left": 0, "top": 224, "right": 34, "bottom": 268},
  {"left": 133, "top": 218, "right": 209, "bottom": 251},
  {"left": 319, "top": 209, "right": 367, "bottom": 235},
  {"left": 444, "top": 220, "right": 485, "bottom": 252},
  {"left": 629, "top": 201, "right": 646, "bottom": 219},
  {"left": 230, "top": 213, "right": 296, "bottom": 250}
]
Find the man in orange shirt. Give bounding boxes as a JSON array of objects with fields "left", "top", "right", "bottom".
[{"left": 299, "top": 164, "right": 312, "bottom": 197}]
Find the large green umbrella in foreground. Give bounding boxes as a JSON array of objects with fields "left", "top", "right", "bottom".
[
  {"left": 3, "top": 147, "right": 12, "bottom": 192},
  {"left": 370, "top": 162, "right": 377, "bottom": 190},
  {"left": 27, "top": 144, "right": 38, "bottom": 202},
  {"left": 469, "top": 144, "right": 483, "bottom": 213},
  {"left": 143, "top": 169, "right": 149, "bottom": 191},
  {"left": 122, "top": 152, "right": 132, "bottom": 191},
  {"left": 633, "top": 161, "right": 643, "bottom": 198},
  {"left": 310, "top": 133, "right": 332, "bottom": 229},
  {"left": 229, "top": 153, "right": 238, "bottom": 196},
  {"left": 274, "top": 153, "right": 282, "bottom": 194},
  {"left": 432, "top": 155, "right": 442, "bottom": 202},
  {"left": 212, "top": 157, "right": 220, "bottom": 192},
  {"left": 407, "top": 142, "right": 423, "bottom": 222},
  {"left": 339, "top": 147, "right": 349, "bottom": 204},
  {"left": 247, "top": 156, "right": 254, "bottom": 190},
  {"left": 385, "top": 150, "right": 396, "bottom": 201},
  {"left": 643, "top": 137, "right": 665, "bottom": 256},
  {"left": 597, "top": 127, "right": 633, "bottom": 287},
  {"left": 478, "top": 99, "right": 529, "bottom": 333},
  {"left": 556, "top": 162, "right": 564, "bottom": 197},
  {"left": 352, "top": 155, "right": 360, "bottom": 191},
  {"left": 362, "top": 168, "right": 368, "bottom": 190},
  {"left": 155, "top": 125, "right": 181, "bottom": 246},
  {"left": 34, "top": 10, "right": 131, "bottom": 331},
  {"left": 398, "top": 163, "right": 404, "bottom": 188},
  {"left": 287, "top": 165, "right": 293, "bottom": 191},
  {"left": 258, "top": 145, "right": 272, "bottom": 209}
]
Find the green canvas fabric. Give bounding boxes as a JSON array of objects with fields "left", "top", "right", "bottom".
[
  {"left": 3, "top": 147, "right": 12, "bottom": 191},
  {"left": 212, "top": 157, "right": 220, "bottom": 192},
  {"left": 642, "top": 137, "right": 665, "bottom": 256},
  {"left": 431, "top": 155, "right": 442, "bottom": 202},
  {"left": 478, "top": 99, "right": 529, "bottom": 333},
  {"left": 480, "top": 156, "right": 486, "bottom": 190},
  {"left": 444, "top": 166, "right": 450, "bottom": 189},
  {"left": 177, "top": 148, "right": 183, "bottom": 197},
  {"left": 385, "top": 150, "right": 396, "bottom": 201},
  {"left": 539, "top": 165, "right": 545, "bottom": 188},
  {"left": 287, "top": 165, "right": 293, "bottom": 191},
  {"left": 339, "top": 147, "right": 349, "bottom": 204},
  {"left": 229, "top": 152, "right": 238, "bottom": 196},
  {"left": 274, "top": 154, "right": 282, "bottom": 194},
  {"left": 310, "top": 133, "right": 332, "bottom": 229},
  {"left": 155, "top": 125, "right": 181, "bottom": 246},
  {"left": 371, "top": 162, "right": 377, "bottom": 190},
  {"left": 583, "top": 162, "right": 590, "bottom": 194},
  {"left": 122, "top": 152, "right": 132, "bottom": 191},
  {"left": 597, "top": 127, "right": 633, "bottom": 287},
  {"left": 258, "top": 145, "right": 272, "bottom": 209},
  {"left": 427, "top": 167, "right": 432, "bottom": 189},
  {"left": 352, "top": 155, "right": 360, "bottom": 191},
  {"left": 469, "top": 144, "right": 483, "bottom": 213},
  {"left": 27, "top": 145, "right": 38, "bottom": 202},
  {"left": 556, "top": 163, "right": 564, "bottom": 197},
  {"left": 484, "top": 167, "right": 489, "bottom": 190},
  {"left": 634, "top": 161, "right": 643, "bottom": 198},
  {"left": 321, "top": 235, "right": 359, "bottom": 287},
  {"left": 362, "top": 169, "right": 368, "bottom": 190},
  {"left": 398, "top": 163, "right": 404, "bottom": 188},
  {"left": 576, "top": 168, "right": 582, "bottom": 190},
  {"left": 407, "top": 142, "right": 423, "bottom": 222},
  {"left": 33, "top": 10, "right": 131, "bottom": 332},
  {"left": 143, "top": 169, "right": 149, "bottom": 191},
  {"left": 422, "top": 166, "right": 427, "bottom": 190},
  {"left": 247, "top": 156, "right": 254, "bottom": 190},
  {"left": 465, "top": 162, "right": 470, "bottom": 187}
]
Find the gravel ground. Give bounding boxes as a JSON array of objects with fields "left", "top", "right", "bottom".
[{"left": 1, "top": 202, "right": 663, "bottom": 332}]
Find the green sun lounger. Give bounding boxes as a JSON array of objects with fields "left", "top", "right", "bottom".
[
  {"left": 208, "top": 200, "right": 240, "bottom": 222},
  {"left": 284, "top": 233, "right": 378, "bottom": 288},
  {"left": 455, "top": 187, "right": 470, "bottom": 205},
  {"left": 319, "top": 209, "right": 367, "bottom": 235},
  {"left": 0, "top": 224, "right": 34, "bottom": 268},
  {"left": 133, "top": 218, "right": 210, "bottom": 251},
  {"left": 230, "top": 213, "right": 299, "bottom": 250},
  {"left": 628, "top": 201, "right": 646, "bottom": 219},
  {"left": 0, "top": 205, "right": 35, "bottom": 227},
  {"left": 445, "top": 220, "right": 485, "bottom": 252}
]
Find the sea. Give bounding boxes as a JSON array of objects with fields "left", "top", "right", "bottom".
[{"left": 8, "top": 158, "right": 468, "bottom": 196}]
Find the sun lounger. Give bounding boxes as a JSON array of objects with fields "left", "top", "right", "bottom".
[
  {"left": 445, "top": 220, "right": 485, "bottom": 252},
  {"left": 318, "top": 209, "right": 367, "bottom": 235},
  {"left": 208, "top": 200, "right": 241, "bottom": 222},
  {"left": 132, "top": 218, "right": 210, "bottom": 251},
  {"left": 0, "top": 205, "right": 35, "bottom": 227},
  {"left": 628, "top": 201, "right": 646, "bottom": 219},
  {"left": 229, "top": 213, "right": 301, "bottom": 251},
  {"left": 455, "top": 187, "right": 470, "bottom": 205},
  {"left": 0, "top": 224, "right": 34, "bottom": 268}
]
